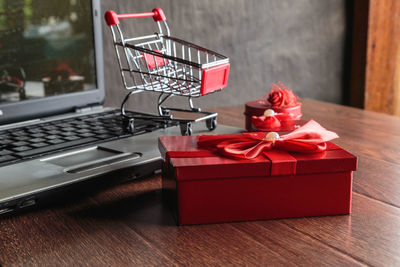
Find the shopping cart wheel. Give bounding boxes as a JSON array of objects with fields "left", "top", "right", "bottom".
[
  {"left": 122, "top": 117, "right": 135, "bottom": 133},
  {"left": 206, "top": 117, "right": 217, "bottom": 131},
  {"left": 160, "top": 107, "right": 170, "bottom": 116},
  {"left": 180, "top": 122, "right": 192, "bottom": 136}
]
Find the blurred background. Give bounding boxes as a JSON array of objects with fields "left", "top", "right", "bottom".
[
  {"left": 2, "top": 0, "right": 397, "bottom": 116},
  {"left": 101, "top": 0, "right": 352, "bottom": 114},
  {"left": 0, "top": 0, "right": 96, "bottom": 103}
]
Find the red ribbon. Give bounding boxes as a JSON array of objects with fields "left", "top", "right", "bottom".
[
  {"left": 251, "top": 112, "right": 295, "bottom": 131},
  {"left": 197, "top": 120, "right": 339, "bottom": 159}
]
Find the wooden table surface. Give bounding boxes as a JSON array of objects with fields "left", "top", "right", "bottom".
[{"left": 1, "top": 99, "right": 400, "bottom": 266}]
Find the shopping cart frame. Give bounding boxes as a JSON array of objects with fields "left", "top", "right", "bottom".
[{"left": 105, "top": 8, "right": 230, "bottom": 135}]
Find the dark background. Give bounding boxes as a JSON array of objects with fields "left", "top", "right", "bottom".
[
  {"left": 101, "top": 0, "right": 350, "bottom": 113},
  {"left": 0, "top": 0, "right": 96, "bottom": 101}
]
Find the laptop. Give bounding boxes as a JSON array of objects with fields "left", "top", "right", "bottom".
[{"left": 0, "top": 0, "right": 238, "bottom": 215}]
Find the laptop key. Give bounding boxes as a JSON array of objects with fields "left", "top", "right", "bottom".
[
  {"left": 0, "top": 155, "right": 18, "bottom": 163},
  {"left": 30, "top": 133, "right": 46, "bottom": 138},
  {"left": 0, "top": 149, "right": 13, "bottom": 156},
  {"left": 14, "top": 136, "right": 30, "bottom": 141},
  {"left": 48, "top": 139, "right": 65, "bottom": 144},
  {"left": 27, "top": 128, "right": 44, "bottom": 134},
  {"left": 12, "top": 141, "right": 30, "bottom": 147},
  {"left": 77, "top": 128, "right": 91, "bottom": 133},
  {"left": 57, "top": 123, "right": 72, "bottom": 128},
  {"left": 42, "top": 125, "right": 58, "bottom": 130},
  {"left": 30, "top": 138, "right": 46, "bottom": 143},
  {"left": 96, "top": 130, "right": 109, "bottom": 134},
  {"left": 14, "top": 137, "right": 98, "bottom": 158},
  {"left": 0, "top": 139, "right": 13, "bottom": 146},
  {"left": 11, "top": 131, "right": 28, "bottom": 136},
  {"left": 79, "top": 132, "right": 95, "bottom": 137},
  {"left": 64, "top": 136, "right": 81, "bottom": 141},
  {"left": 31, "top": 142, "right": 49, "bottom": 148},
  {"left": 92, "top": 126, "right": 106, "bottom": 130},
  {"left": 61, "top": 132, "right": 76, "bottom": 136},
  {"left": 75, "top": 124, "right": 90, "bottom": 129},
  {"left": 63, "top": 127, "right": 76, "bottom": 132},
  {"left": 45, "top": 135, "right": 62, "bottom": 140},
  {"left": 47, "top": 130, "right": 63, "bottom": 135},
  {"left": 11, "top": 146, "right": 32, "bottom": 152}
]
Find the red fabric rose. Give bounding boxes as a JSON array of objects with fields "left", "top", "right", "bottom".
[
  {"left": 267, "top": 82, "right": 298, "bottom": 108},
  {"left": 257, "top": 82, "right": 299, "bottom": 107},
  {"left": 268, "top": 90, "right": 284, "bottom": 107}
]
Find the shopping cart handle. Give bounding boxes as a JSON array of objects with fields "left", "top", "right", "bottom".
[{"left": 105, "top": 8, "right": 166, "bottom": 26}]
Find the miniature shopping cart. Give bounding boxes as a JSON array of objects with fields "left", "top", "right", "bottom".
[{"left": 104, "top": 8, "right": 230, "bottom": 135}]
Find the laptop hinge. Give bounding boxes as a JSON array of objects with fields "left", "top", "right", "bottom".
[{"left": 74, "top": 104, "right": 103, "bottom": 113}]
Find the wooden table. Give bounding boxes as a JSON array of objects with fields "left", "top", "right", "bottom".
[{"left": 1, "top": 99, "right": 400, "bottom": 266}]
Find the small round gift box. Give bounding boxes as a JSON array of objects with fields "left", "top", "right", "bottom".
[{"left": 244, "top": 100, "right": 302, "bottom": 131}]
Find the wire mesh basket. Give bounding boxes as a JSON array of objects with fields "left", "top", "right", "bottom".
[{"left": 105, "top": 8, "right": 230, "bottom": 135}]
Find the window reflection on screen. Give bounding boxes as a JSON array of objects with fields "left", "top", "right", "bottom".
[{"left": 0, "top": 0, "right": 96, "bottom": 103}]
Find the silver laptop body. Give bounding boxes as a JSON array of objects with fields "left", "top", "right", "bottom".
[{"left": 0, "top": 0, "right": 239, "bottom": 215}]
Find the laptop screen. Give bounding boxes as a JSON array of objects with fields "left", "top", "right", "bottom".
[{"left": 0, "top": 0, "right": 96, "bottom": 104}]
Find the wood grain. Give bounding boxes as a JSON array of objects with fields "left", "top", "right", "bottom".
[
  {"left": 354, "top": 156, "right": 400, "bottom": 208},
  {"left": 351, "top": 0, "right": 400, "bottom": 115},
  {"left": 1, "top": 99, "right": 400, "bottom": 266},
  {"left": 283, "top": 193, "right": 400, "bottom": 266},
  {"left": 0, "top": 192, "right": 174, "bottom": 266},
  {"left": 232, "top": 221, "right": 364, "bottom": 266}
]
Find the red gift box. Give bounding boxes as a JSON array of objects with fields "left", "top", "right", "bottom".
[
  {"left": 159, "top": 134, "right": 357, "bottom": 225},
  {"left": 244, "top": 100, "right": 302, "bottom": 131}
]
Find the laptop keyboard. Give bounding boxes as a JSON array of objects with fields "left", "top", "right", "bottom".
[{"left": 0, "top": 110, "right": 174, "bottom": 166}]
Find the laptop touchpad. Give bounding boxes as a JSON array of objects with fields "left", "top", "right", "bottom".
[{"left": 43, "top": 147, "right": 141, "bottom": 173}]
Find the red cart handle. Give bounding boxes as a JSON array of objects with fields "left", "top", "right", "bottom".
[{"left": 105, "top": 8, "right": 166, "bottom": 26}]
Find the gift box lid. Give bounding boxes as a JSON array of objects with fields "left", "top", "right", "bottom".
[
  {"left": 159, "top": 135, "right": 357, "bottom": 181},
  {"left": 245, "top": 100, "right": 302, "bottom": 117}
]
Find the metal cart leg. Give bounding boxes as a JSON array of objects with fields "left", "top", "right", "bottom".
[
  {"left": 158, "top": 93, "right": 172, "bottom": 116},
  {"left": 188, "top": 97, "right": 201, "bottom": 112},
  {"left": 122, "top": 117, "right": 135, "bottom": 133},
  {"left": 180, "top": 122, "right": 192, "bottom": 136}
]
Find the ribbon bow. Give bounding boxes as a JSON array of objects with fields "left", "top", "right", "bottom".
[
  {"left": 251, "top": 109, "right": 298, "bottom": 131},
  {"left": 197, "top": 120, "right": 339, "bottom": 159}
]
